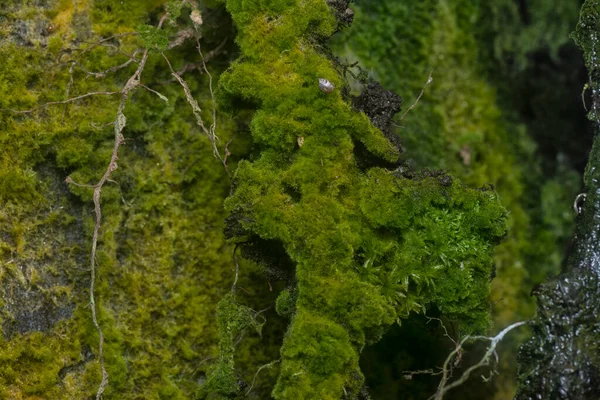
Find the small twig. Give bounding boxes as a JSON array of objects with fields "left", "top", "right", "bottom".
[
  {"left": 401, "top": 317, "right": 461, "bottom": 384},
  {"left": 427, "top": 317, "right": 456, "bottom": 344},
  {"left": 254, "top": 306, "right": 271, "bottom": 322},
  {"left": 107, "top": 178, "right": 132, "bottom": 207},
  {"left": 223, "top": 133, "right": 235, "bottom": 168},
  {"left": 232, "top": 243, "right": 240, "bottom": 293},
  {"left": 64, "top": 176, "right": 93, "bottom": 189},
  {"left": 402, "top": 368, "right": 442, "bottom": 380},
  {"left": 236, "top": 285, "right": 251, "bottom": 295},
  {"left": 399, "top": 69, "right": 435, "bottom": 121},
  {"left": 157, "top": 38, "right": 228, "bottom": 85},
  {"left": 68, "top": 52, "right": 140, "bottom": 79},
  {"left": 81, "top": 32, "right": 139, "bottom": 46},
  {"left": 99, "top": 44, "right": 141, "bottom": 63},
  {"left": 174, "top": 62, "right": 202, "bottom": 77},
  {"left": 140, "top": 84, "right": 169, "bottom": 103},
  {"left": 233, "top": 331, "right": 246, "bottom": 347},
  {"left": 0, "top": 91, "right": 121, "bottom": 114},
  {"left": 426, "top": 317, "right": 461, "bottom": 366},
  {"left": 68, "top": 60, "right": 110, "bottom": 79},
  {"left": 162, "top": 51, "right": 229, "bottom": 176},
  {"left": 90, "top": 121, "right": 116, "bottom": 131},
  {"left": 245, "top": 359, "right": 281, "bottom": 396},
  {"left": 197, "top": 39, "right": 218, "bottom": 148},
  {"left": 190, "top": 356, "right": 215, "bottom": 375},
  {"left": 203, "top": 37, "right": 228, "bottom": 63},
  {"left": 77, "top": 32, "right": 139, "bottom": 59},
  {"left": 168, "top": 28, "right": 195, "bottom": 50}
]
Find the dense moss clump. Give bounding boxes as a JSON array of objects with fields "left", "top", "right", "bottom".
[{"left": 217, "top": 0, "right": 507, "bottom": 398}]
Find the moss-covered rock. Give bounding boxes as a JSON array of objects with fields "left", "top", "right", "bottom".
[{"left": 216, "top": 0, "right": 507, "bottom": 398}]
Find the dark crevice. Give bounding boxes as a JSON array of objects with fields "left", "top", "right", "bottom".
[
  {"left": 353, "top": 140, "right": 400, "bottom": 172},
  {"left": 518, "top": 0, "right": 531, "bottom": 25},
  {"left": 225, "top": 211, "right": 296, "bottom": 282},
  {"left": 58, "top": 345, "right": 94, "bottom": 380},
  {"left": 512, "top": 44, "right": 593, "bottom": 175},
  {"left": 282, "top": 182, "right": 302, "bottom": 203},
  {"left": 239, "top": 238, "right": 296, "bottom": 282}
]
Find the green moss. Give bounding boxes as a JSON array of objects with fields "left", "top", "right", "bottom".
[
  {"left": 573, "top": 0, "right": 600, "bottom": 90},
  {"left": 200, "top": 293, "right": 265, "bottom": 399},
  {"left": 333, "top": 1, "right": 580, "bottom": 328},
  {"left": 216, "top": 0, "right": 508, "bottom": 397},
  {"left": 0, "top": 0, "right": 240, "bottom": 398},
  {"left": 275, "top": 289, "right": 295, "bottom": 317},
  {"left": 330, "top": 1, "right": 583, "bottom": 397},
  {"left": 480, "top": 0, "right": 580, "bottom": 68},
  {"left": 2, "top": 0, "right": 571, "bottom": 398},
  {"left": 138, "top": 24, "right": 170, "bottom": 52},
  {"left": 0, "top": 321, "right": 84, "bottom": 398}
]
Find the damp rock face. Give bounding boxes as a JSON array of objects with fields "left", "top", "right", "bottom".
[
  {"left": 2, "top": 286, "right": 76, "bottom": 339},
  {"left": 516, "top": 122, "right": 600, "bottom": 399},
  {"left": 1, "top": 1, "right": 53, "bottom": 47},
  {"left": 1, "top": 165, "right": 83, "bottom": 340},
  {"left": 516, "top": 271, "right": 600, "bottom": 399},
  {"left": 516, "top": 2, "right": 600, "bottom": 398}
]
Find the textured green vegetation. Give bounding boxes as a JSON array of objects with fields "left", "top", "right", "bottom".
[
  {"left": 481, "top": 1, "right": 581, "bottom": 67},
  {"left": 0, "top": 0, "right": 587, "bottom": 399},
  {"left": 0, "top": 0, "right": 240, "bottom": 398},
  {"left": 200, "top": 293, "right": 265, "bottom": 398},
  {"left": 334, "top": 0, "right": 580, "bottom": 326},
  {"left": 217, "top": 0, "right": 507, "bottom": 398},
  {"left": 332, "top": 2, "right": 583, "bottom": 397},
  {"left": 574, "top": 0, "right": 600, "bottom": 91}
]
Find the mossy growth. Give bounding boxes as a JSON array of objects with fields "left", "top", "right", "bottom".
[
  {"left": 333, "top": 1, "right": 580, "bottom": 324},
  {"left": 200, "top": 293, "right": 265, "bottom": 399},
  {"left": 0, "top": 0, "right": 243, "bottom": 398},
  {"left": 332, "top": 2, "right": 584, "bottom": 396},
  {"left": 216, "top": 0, "right": 507, "bottom": 398},
  {"left": 275, "top": 289, "right": 295, "bottom": 317},
  {"left": 573, "top": 0, "right": 600, "bottom": 102}
]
